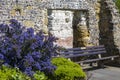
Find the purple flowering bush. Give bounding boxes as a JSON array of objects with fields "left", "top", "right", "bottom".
[{"left": 0, "top": 19, "right": 57, "bottom": 77}]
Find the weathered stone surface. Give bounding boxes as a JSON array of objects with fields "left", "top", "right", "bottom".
[
  {"left": 99, "top": 0, "right": 120, "bottom": 54},
  {"left": 0, "top": 0, "right": 120, "bottom": 54},
  {"left": 23, "top": 20, "right": 35, "bottom": 28},
  {"left": 56, "top": 37, "right": 73, "bottom": 48}
]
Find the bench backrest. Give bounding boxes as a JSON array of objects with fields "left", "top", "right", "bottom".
[{"left": 60, "top": 45, "right": 107, "bottom": 58}]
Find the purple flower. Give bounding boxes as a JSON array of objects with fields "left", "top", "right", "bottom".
[
  {"left": 24, "top": 54, "right": 34, "bottom": 64},
  {"left": 27, "top": 28, "right": 34, "bottom": 34},
  {"left": 24, "top": 67, "right": 34, "bottom": 76},
  {"left": 30, "top": 43, "right": 38, "bottom": 50},
  {"left": 9, "top": 19, "right": 18, "bottom": 24},
  {"left": 32, "top": 51, "right": 41, "bottom": 59},
  {"left": 0, "top": 54, "right": 4, "bottom": 59},
  {"left": 0, "top": 19, "right": 58, "bottom": 77},
  {"left": 34, "top": 62, "right": 41, "bottom": 70}
]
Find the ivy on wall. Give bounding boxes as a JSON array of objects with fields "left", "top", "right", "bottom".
[{"left": 115, "top": 0, "right": 120, "bottom": 12}]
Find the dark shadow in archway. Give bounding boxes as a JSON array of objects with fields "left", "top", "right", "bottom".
[
  {"left": 72, "top": 11, "right": 81, "bottom": 48},
  {"left": 72, "top": 10, "right": 89, "bottom": 48}
]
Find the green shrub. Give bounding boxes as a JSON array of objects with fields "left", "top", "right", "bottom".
[
  {"left": 51, "top": 57, "right": 86, "bottom": 80},
  {"left": 0, "top": 66, "right": 48, "bottom": 80},
  {"left": 33, "top": 71, "right": 48, "bottom": 80},
  {"left": 115, "top": 0, "right": 120, "bottom": 12},
  {"left": 0, "top": 66, "right": 31, "bottom": 80}
]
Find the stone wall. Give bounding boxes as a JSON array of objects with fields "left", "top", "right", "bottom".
[
  {"left": 99, "top": 0, "right": 120, "bottom": 54},
  {"left": 48, "top": 10, "right": 74, "bottom": 48},
  {"left": 47, "top": 0, "right": 99, "bottom": 48},
  {"left": 0, "top": 0, "right": 48, "bottom": 32},
  {"left": 0, "top": 0, "right": 120, "bottom": 53},
  {"left": 0, "top": 0, "right": 99, "bottom": 48}
]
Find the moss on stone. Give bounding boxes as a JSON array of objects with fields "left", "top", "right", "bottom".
[
  {"left": 23, "top": 20, "right": 35, "bottom": 28},
  {"left": 10, "top": 5, "right": 24, "bottom": 16},
  {"left": 26, "top": 6, "right": 33, "bottom": 10},
  {"left": 115, "top": 0, "right": 120, "bottom": 12}
]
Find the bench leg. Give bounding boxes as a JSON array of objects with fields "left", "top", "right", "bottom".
[
  {"left": 117, "top": 57, "right": 120, "bottom": 65},
  {"left": 89, "top": 62, "right": 93, "bottom": 66},
  {"left": 97, "top": 61, "right": 104, "bottom": 68},
  {"left": 80, "top": 62, "right": 83, "bottom": 66}
]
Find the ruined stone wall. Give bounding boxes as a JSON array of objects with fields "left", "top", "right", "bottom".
[
  {"left": 48, "top": 10, "right": 74, "bottom": 48},
  {"left": 47, "top": 0, "right": 100, "bottom": 48},
  {"left": 1, "top": 0, "right": 98, "bottom": 48},
  {"left": 87, "top": 0, "right": 120, "bottom": 54},
  {"left": 0, "top": 0, "right": 48, "bottom": 32},
  {"left": 0, "top": 0, "right": 120, "bottom": 52},
  {"left": 98, "top": 0, "right": 120, "bottom": 54}
]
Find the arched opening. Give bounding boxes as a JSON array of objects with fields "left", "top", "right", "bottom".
[{"left": 72, "top": 10, "right": 91, "bottom": 47}]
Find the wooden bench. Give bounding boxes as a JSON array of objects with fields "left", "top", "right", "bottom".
[{"left": 56, "top": 45, "right": 119, "bottom": 67}]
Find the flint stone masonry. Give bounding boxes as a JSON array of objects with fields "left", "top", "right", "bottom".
[
  {"left": 48, "top": 10, "right": 73, "bottom": 48},
  {"left": 47, "top": 0, "right": 89, "bottom": 10},
  {"left": 48, "top": 10, "right": 73, "bottom": 37},
  {"left": 0, "top": 0, "right": 120, "bottom": 53},
  {"left": 0, "top": 0, "right": 48, "bottom": 32},
  {"left": 47, "top": 0, "right": 99, "bottom": 48},
  {"left": 99, "top": 0, "right": 120, "bottom": 54}
]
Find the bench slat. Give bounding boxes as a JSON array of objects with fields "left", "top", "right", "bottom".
[
  {"left": 62, "top": 48, "right": 106, "bottom": 55},
  {"left": 76, "top": 55, "right": 119, "bottom": 63},
  {"left": 65, "top": 45, "right": 105, "bottom": 51},
  {"left": 64, "top": 51, "right": 106, "bottom": 58}
]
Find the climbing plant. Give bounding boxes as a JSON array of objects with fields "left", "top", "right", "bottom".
[{"left": 115, "top": 0, "right": 120, "bottom": 12}]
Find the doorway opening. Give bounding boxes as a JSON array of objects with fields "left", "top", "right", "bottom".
[
  {"left": 47, "top": 10, "right": 90, "bottom": 48},
  {"left": 73, "top": 10, "right": 90, "bottom": 47}
]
